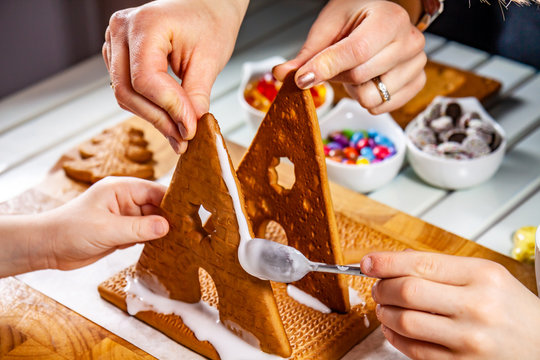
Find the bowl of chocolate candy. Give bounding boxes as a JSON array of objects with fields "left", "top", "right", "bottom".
[
  {"left": 405, "top": 96, "right": 506, "bottom": 189},
  {"left": 319, "top": 98, "right": 406, "bottom": 193},
  {"left": 239, "top": 56, "right": 333, "bottom": 130}
]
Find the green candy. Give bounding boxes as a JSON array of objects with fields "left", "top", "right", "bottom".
[
  {"left": 322, "top": 138, "right": 330, "bottom": 145},
  {"left": 342, "top": 129, "right": 355, "bottom": 140}
]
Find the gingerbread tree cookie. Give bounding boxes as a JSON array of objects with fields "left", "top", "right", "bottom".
[
  {"left": 236, "top": 71, "right": 350, "bottom": 313},
  {"left": 63, "top": 124, "right": 154, "bottom": 183}
]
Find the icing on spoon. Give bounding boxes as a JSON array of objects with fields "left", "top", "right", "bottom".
[{"left": 243, "top": 237, "right": 371, "bottom": 283}]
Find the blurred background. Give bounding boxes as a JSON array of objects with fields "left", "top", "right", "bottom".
[{"left": 0, "top": 0, "right": 538, "bottom": 99}]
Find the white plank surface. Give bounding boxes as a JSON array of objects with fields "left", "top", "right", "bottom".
[
  {"left": 0, "top": 87, "right": 123, "bottom": 175},
  {"left": 368, "top": 167, "right": 446, "bottom": 216},
  {"left": 421, "top": 127, "right": 540, "bottom": 240},
  {"left": 475, "top": 56, "right": 537, "bottom": 95},
  {"left": 424, "top": 32, "right": 446, "bottom": 54},
  {"left": 429, "top": 42, "right": 489, "bottom": 70},
  {"left": 477, "top": 189, "right": 540, "bottom": 256},
  {"left": 224, "top": 122, "right": 257, "bottom": 148},
  {"left": 0, "top": 55, "right": 108, "bottom": 134},
  {"left": 489, "top": 74, "right": 540, "bottom": 148}
]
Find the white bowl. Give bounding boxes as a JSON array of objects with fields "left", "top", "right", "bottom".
[
  {"left": 405, "top": 96, "right": 506, "bottom": 190},
  {"left": 319, "top": 98, "right": 406, "bottom": 193},
  {"left": 238, "top": 56, "right": 334, "bottom": 130}
]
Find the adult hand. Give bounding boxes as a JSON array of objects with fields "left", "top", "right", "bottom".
[
  {"left": 273, "top": 0, "right": 426, "bottom": 114},
  {"left": 103, "top": 0, "right": 249, "bottom": 153},
  {"left": 40, "top": 177, "right": 169, "bottom": 271},
  {"left": 361, "top": 251, "right": 540, "bottom": 359}
]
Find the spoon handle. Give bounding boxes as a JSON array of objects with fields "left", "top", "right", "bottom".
[{"left": 310, "top": 263, "right": 372, "bottom": 277}]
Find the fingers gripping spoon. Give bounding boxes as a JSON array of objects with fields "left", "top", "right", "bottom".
[{"left": 243, "top": 237, "right": 371, "bottom": 283}]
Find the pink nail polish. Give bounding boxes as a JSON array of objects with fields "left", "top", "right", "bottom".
[
  {"left": 177, "top": 122, "right": 188, "bottom": 139},
  {"left": 167, "top": 136, "right": 181, "bottom": 154},
  {"left": 296, "top": 72, "right": 315, "bottom": 89},
  {"left": 362, "top": 256, "right": 373, "bottom": 273}
]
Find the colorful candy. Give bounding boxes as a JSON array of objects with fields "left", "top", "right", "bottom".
[
  {"left": 408, "top": 100, "right": 502, "bottom": 160},
  {"left": 511, "top": 226, "right": 537, "bottom": 264},
  {"left": 323, "top": 128, "right": 396, "bottom": 165},
  {"left": 244, "top": 72, "right": 326, "bottom": 112}
]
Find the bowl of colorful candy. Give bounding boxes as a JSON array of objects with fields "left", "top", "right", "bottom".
[
  {"left": 319, "top": 98, "right": 406, "bottom": 193},
  {"left": 239, "top": 56, "right": 333, "bottom": 130},
  {"left": 405, "top": 96, "right": 506, "bottom": 189}
]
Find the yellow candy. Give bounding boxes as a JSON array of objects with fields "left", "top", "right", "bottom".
[
  {"left": 511, "top": 226, "right": 537, "bottom": 264},
  {"left": 356, "top": 157, "right": 370, "bottom": 165}
]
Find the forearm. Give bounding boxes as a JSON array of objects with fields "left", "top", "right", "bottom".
[{"left": 0, "top": 214, "right": 52, "bottom": 277}]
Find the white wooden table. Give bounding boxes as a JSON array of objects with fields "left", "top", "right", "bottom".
[{"left": 1, "top": 1, "right": 539, "bottom": 359}]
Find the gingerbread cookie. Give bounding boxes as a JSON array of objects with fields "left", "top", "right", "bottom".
[
  {"left": 236, "top": 71, "right": 350, "bottom": 313},
  {"left": 63, "top": 124, "right": 154, "bottom": 183},
  {"left": 132, "top": 114, "right": 291, "bottom": 358}
]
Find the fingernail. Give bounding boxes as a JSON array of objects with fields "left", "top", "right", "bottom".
[
  {"left": 178, "top": 140, "right": 188, "bottom": 154},
  {"left": 167, "top": 136, "right": 181, "bottom": 154},
  {"left": 296, "top": 72, "right": 315, "bottom": 89},
  {"left": 177, "top": 122, "right": 188, "bottom": 139},
  {"left": 375, "top": 304, "right": 382, "bottom": 316},
  {"left": 362, "top": 256, "right": 373, "bottom": 273},
  {"left": 153, "top": 219, "right": 165, "bottom": 236},
  {"left": 371, "top": 280, "right": 379, "bottom": 299}
]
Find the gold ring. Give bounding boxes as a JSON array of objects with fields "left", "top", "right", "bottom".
[{"left": 372, "top": 76, "right": 390, "bottom": 102}]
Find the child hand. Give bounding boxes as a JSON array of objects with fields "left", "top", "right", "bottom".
[
  {"left": 39, "top": 177, "right": 169, "bottom": 271},
  {"left": 361, "top": 251, "right": 540, "bottom": 359}
]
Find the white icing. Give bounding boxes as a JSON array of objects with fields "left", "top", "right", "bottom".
[
  {"left": 286, "top": 285, "right": 331, "bottom": 314},
  {"left": 198, "top": 204, "right": 212, "bottom": 226},
  {"left": 214, "top": 134, "right": 256, "bottom": 277},
  {"left": 348, "top": 286, "right": 366, "bottom": 307},
  {"left": 125, "top": 277, "right": 284, "bottom": 360},
  {"left": 363, "top": 314, "right": 370, "bottom": 328}
]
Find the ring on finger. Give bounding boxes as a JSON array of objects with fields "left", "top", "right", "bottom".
[{"left": 372, "top": 76, "right": 391, "bottom": 102}]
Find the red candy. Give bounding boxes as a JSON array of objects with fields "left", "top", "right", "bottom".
[
  {"left": 256, "top": 74, "right": 278, "bottom": 102},
  {"left": 373, "top": 145, "right": 390, "bottom": 159},
  {"left": 355, "top": 138, "right": 369, "bottom": 151},
  {"left": 323, "top": 145, "right": 330, "bottom": 156}
]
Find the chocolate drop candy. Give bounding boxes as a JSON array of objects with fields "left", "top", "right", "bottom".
[
  {"left": 445, "top": 102, "right": 462, "bottom": 124},
  {"left": 440, "top": 129, "right": 467, "bottom": 144}
]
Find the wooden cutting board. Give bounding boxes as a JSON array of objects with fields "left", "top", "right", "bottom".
[{"left": 0, "top": 115, "right": 534, "bottom": 359}]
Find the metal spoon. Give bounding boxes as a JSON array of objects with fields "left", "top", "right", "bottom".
[{"left": 243, "top": 237, "right": 371, "bottom": 283}]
